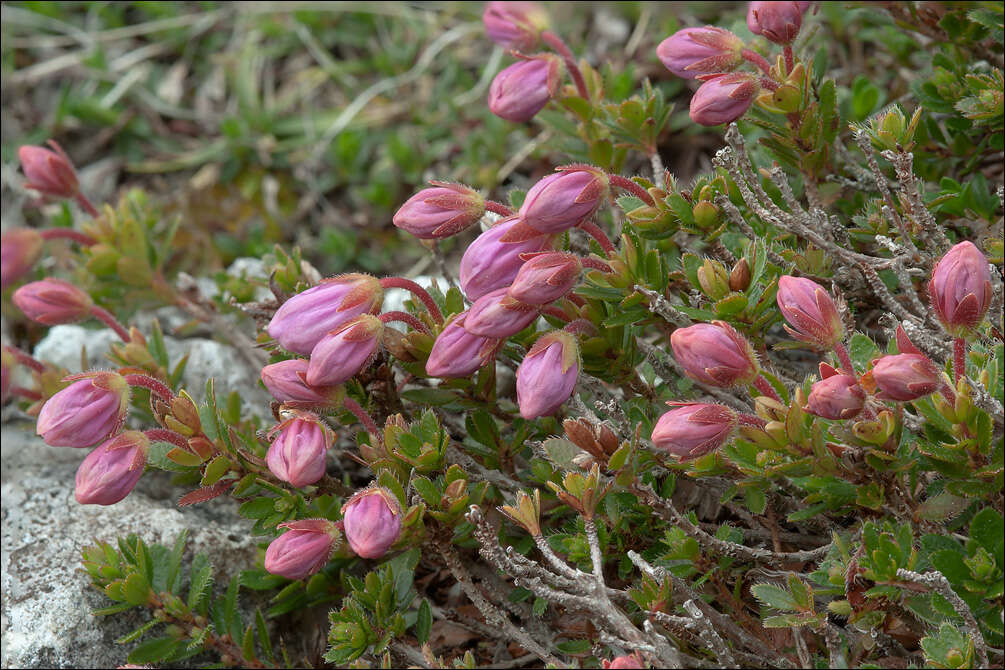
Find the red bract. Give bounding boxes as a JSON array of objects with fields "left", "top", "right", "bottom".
[
  {"left": 267, "top": 274, "right": 383, "bottom": 356},
  {"left": 18, "top": 141, "right": 79, "bottom": 200},
  {"left": 670, "top": 321, "right": 759, "bottom": 387},
  {"left": 264, "top": 519, "right": 339, "bottom": 580},
  {"left": 74, "top": 431, "right": 149, "bottom": 506},
  {"left": 776, "top": 276, "right": 844, "bottom": 350},
  {"left": 519, "top": 166, "right": 610, "bottom": 234},
  {"left": 13, "top": 278, "right": 93, "bottom": 325},
  {"left": 929, "top": 241, "right": 992, "bottom": 336},
  {"left": 651, "top": 403, "right": 737, "bottom": 461},
  {"left": 306, "top": 315, "right": 383, "bottom": 387},
  {"left": 482, "top": 1, "right": 548, "bottom": 51},
  {"left": 747, "top": 1, "right": 804, "bottom": 44},
  {"left": 657, "top": 26, "right": 744, "bottom": 79},
  {"left": 1, "top": 229, "right": 44, "bottom": 289},
  {"left": 392, "top": 182, "right": 485, "bottom": 239},
  {"left": 342, "top": 487, "right": 402, "bottom": 559},
  {"left": 689, "top": 73, "right": 760, "bottom": 126},
  {"left": 516, "top": 331, "right": 579, "bottom": 419},
  {"left": 36, "top": 372, "right": 130, "bottom": 448},
  {"left": 488, "top": 55, "right": 561, "bottom": 123}
]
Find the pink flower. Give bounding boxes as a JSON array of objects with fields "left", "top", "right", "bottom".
[
  {"left": 516, "top": 331, "right": 580, "bottom": 419},
  {"left": 508, "top": 251, "right": 581, "bottom": 304},
  {"left": 264, "top": 519, "right": 339, "bottom": 580},
  {"left": 13, "top": 278, "right": 93, "bottom": 325},
  {"left": 342, "top": 487, "right": 402, "bottom": 559},
  {"left": 805, "top": 372, "right": 864, "bottom": 420},
  {"left": 657, "top": 26, "right": 744, "bottom": 79},
  {"left": 464, "top": 288, "right": 540, "bottom": 338},
  {"left": 689, "top": 73, "right": 760, "bottom": 126},
  {"left": 519, "top": 167, "right": 610, "bottom": 234},
  {"left": 929, "top": 241, "right": 992, "bottom": 336},
  {"left": 670, "top": 321, "right": 759, "bottom": 387},
  {"left": 776, "top": 276, "right": 844, "bottom": 350},
  {"left": 267, "top": 274, "right": 383, "bottom": 356},
  {"left": 306, "top": 315, "right": 383, "bottom": 387},
  {"left": 425, "top": 312, "right": 501, "bottom": 378},
  {"left": 488, "top": 55, "right": 561, "bottom": 123},
  {"left": 1, "top": 229, "right": 44, "bottom": 289},
  {"left": 266, "top": 414, "right": 333, "bottom": 488},
  {"left": 18, "top": 141, "right": 80, "bottom": 199},
  {"left": 603, "top": 653, "right": 645, "bottom": 669},
  {"left": 651, "top": 403, "right": 737, "bottom": 461},
  {"left": 75, "top": 431, "right": 149, "bottom": 505},
  {"left": 392, "top": 182, "right": 485, "bottom": 239},
  {"left": 260, "top": 359, "right": 337, "bottom": 407},
  {"left": 869, "top": 353, "right": 941, "bottom": 402},
  {"left": 459, "top": 216, "right": 553, "bottom": 301},
  {"left": 36, "top": 372, "right": 130, "bottom": 447},
  {"left": 747, "top": 1, "right": 804, "bottom": 44},
  {"left": 483, "top": 1, "right": 548, "bottom": 51}
]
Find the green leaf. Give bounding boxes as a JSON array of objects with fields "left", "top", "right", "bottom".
[
  {"left": 115, "top": 618, "right": 160, "bottom": 644},
  {"left": 127, "top": 637, "right": 180, "bottom": 665},
  {"left": 123, "top": 572, "right": 152, "bottom": 606},
  {"left": 415, "top": 599, "right": 432, "bottom": 644},
  {"left": 751, "top": 583, "right": 799, "bottom": 611},
  {"left": 224, "top": 575, "right": 242, "bottom": 641},
  {"left": 848, "top": 333, "right": 879, "bottom": 371},
  {"left": 255, "top": 608, "right": 273, "bottom": 662},
  {"left": 187, "top": 554, "right": 213, "bottom": 612},
  {"left": 242, "top": 623, "right": 257, "bottom": 664},
  {"left": 165, "top": 530, "right": 188, "bottom": 595}
]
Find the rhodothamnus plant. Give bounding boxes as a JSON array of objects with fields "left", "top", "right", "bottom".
[{"left": 2, "top": 1, "right": 1003, "bottom": 668}]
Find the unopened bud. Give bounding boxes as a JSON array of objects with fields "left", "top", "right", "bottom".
[
  {"left": 75, "top": 431, "right": 149, "bottom": 505},
  {"left": 729, "top": 258, "right": 751, "bottom": 292},
  {"left": 482, "top": 1, "right": 549, "bottom": 51},
  {"left": 37, "top": 372, "right": 130, "bottom": 447},
  {"left": 929, "top": 241, "right": 992, "bottom": 337},
  {"left": 658, "top": 26, "right": 744, "bottom": 79},
  {"left": 651, "top": 403, "right": 737, "bottom": 461},
  {"left": 393, "top": 182, "right": 485, "bottom": 239},
  {"left": 747, "top": 1, "right": 804, "bottom": 45},
  {"left": 697, "top": 259, "right": 730, "bottom": 300},
  {"left": 689, "top": 73, "right": 760, "bottom": 126},
  {"left": 264, "top": 519, "right": 339, "bottom": 580},
  {"left": 18, "top": 141, "right": 80, "bottom": 200},
  {"left": 266, "top": 413, "right": 334, "bottom": 488},
  {"left": 520, "top": 166, "right": 610, "bottom": 234},
  {"left": 1, "top": 229, "right": 44, "bottom": 289},
  {"left": 516, "top": 331, "right": 580, "bottom": 419},
  {"left": 488, "top": 55, "right": 562, "bottom": 123},
  {"left": 13, "top": 278, "right": 93, "bottom": 325},
  {"left": 670, "top": 321, "right": 759, "bottom": 387},
  {"left": 342, "top": 487, "right": 402, "bottom": 559}
]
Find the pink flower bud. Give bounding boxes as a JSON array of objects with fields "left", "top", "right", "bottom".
[
  {"left": 747, "top": 1, "right": 804, "bottom": 44},
  {"left": 520, "top": 166, "right": 610, "bottom": 234},
  {"left": 342, "top": 487, "right": 402, "bottom": 559},
  {"left": 657, "top": 26, "right": 744, "bottom": 79},
  {"left": 689, "top": 73, "right": 759, "bottom": 126},
  {"left": 74, "top": 430, "right": 149, "bottom": 505},
  {"left": 36, "top": 371, "right": 130, "bottom": 447},
  {"left": 868, "top": 353, "right": 941, "bottom": 402},
  {"left": 488, "top": 55, "right": 561, "bottom": 123},
  {"left": 266, "top": 414, "right": 333, "bottom": 488},
  {"left": 603, "top": 653, "right": 645, "bottom": 669},
  {"left": 268, "top": 274, "right": 383, "bottom": 356},
  {"left": 18, "top": 141, "right": 80, "bottom": 199},
  {"left": 516, "top": 331, "right": 579, "bottom": 419},
  {"left": 670, "top": 321, "right": 759, "bottom": 387},
  {"left": 776, "top": 276, "right": 844, "bottom": 350},
  {"left": 13, "top": 278, "right": 93, "bottom": 325},
  {"left": 508, "top": 251, "right": 581, "bottom": 304},
  {"left": 425, "top": 312, "right": 501, "bottom": 378},
  {"left": 264, "top": 519, "right": 339, "bottom": 580},
  {"left": 651, "top": 403, "right": 737, "bottom": 461},
  {"left": 483, "top": 1, "right": 549, "bottom": 51},
  {"left": 806, "top": 374, "right": 864, "bottom": 420},
  {"left": 1, "top": 228, "right": 44, "bottom": 289},
  {"left": 929, "top": 241, "right": 992, "bottom": 336},
  {"left": 306, "top": 315, "right": 383, "bottom": 387},
  {"left": 393, "top": 182, "right": 485, "bottom": 239},
  {"left": 460, "top": 216, "right": 553, "bottom": 301},
  {"left": 464, "top": 288, "right": 539, "bottom": 338},
  {"left": 260, "top": 359, "right": 337, "bottom": 407}
]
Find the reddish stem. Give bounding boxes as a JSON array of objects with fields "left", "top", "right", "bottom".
[
  {"left": 4, "top": 345, "right": 45, "bottom": 373},
  {"left": 578, "top": 220, "right": 617, "bottom": 256},
  {"left": 738, "top": 413, "right": 767, "bottom": 428},
  {"left": 759, "top": 77, "right": 780, "bottom": 92},
  {"left": 39, "top": 228, "right": 96, "bottom": 246},
  {"left": 607, "top": 174, "right": 656, "bottom": 206},
  {"left": 783, "top": 45, "right": 794, "bottom": 75},
  {"left": 953, "top": 337, "right": 966, "bottom": 385},
  {"left": 89, "top": 306, "right": 130, "bottom": 341},
  {"left": 124, "top": 373, "right": 175, "bottom": 402},
  {"left": 145, "top": 428, "right": 190, "bottom": 450},
  {"left": 742, "top": 49, "right": 772, "bottom": 75},
  {"left": 834, "top": 342, "right": 855, "bottom": 375},
  {"left": 541, "top": 30, "right": 590, "bottom": 99},
  {"left": 10, "top": 386, "right": 42, "bottom": 401},
  {"left": 380, "top": 310, "right": 431, "bottom": 335},
  {"left": 379, "top": 277, "right": 444, "bottom": 325},
  {"left": 343, "top": 397, "right": 382, "bottom": 443},
  {"left": 485, "top": 200, "right": 514, "bottom": 217},
  {"left": 542, "top": 305, "right": 570, "bottom": 322},
  {"left": 74, "top": 193, "right": 100, "bottom": 218},
  {"left": 753, "top": 375, "right": 782, "bottom": 402},
  {"left": 579, "top": 256, "right": 613, "bottom": 273}
]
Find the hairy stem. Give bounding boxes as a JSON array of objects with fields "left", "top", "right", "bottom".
[
  {"left": 608, "top": 174, "right": 656, "bottom": 206},
  {"left": 753, "top": 375, "right": 782, "bottom": 402},
  {"left": 742, "top": 48, "right": 772, "bottom": 74},
  {"left": 953, "top": 337, "right": 966, "bottom": 385},
  {"left": 39, "top": 228, "right": 96, "bottom": 245},
  {"left": 343, "top": 397, "right": 382, "bottom": 442},
  {"left": 783, "top": 45, "right": 794, "bottom": 74},
  {"left": 541, "top": 30, "right": 589, "bottom": 100},
  {"left": 834, "top": 342, "right": 855, "bottom": 375},
  {"left": 4, "top": 345, "right": 45, "bottom": 373},
  {"left": 144, "top": 428, "right": 190, "bottom": 450},
  {"left": 578, "top": 220, "right": 617, "bottom": 255},
  {"left": 74, "top": 192, "right": 100, "bottom": 218},
  {"left": 485, "top": 200, "right": 514, "bottom": 217},
  {"left": 380, "top": 310, "right": 431, "bottom": 335},
  {"left": 124, "top": 373, "right": 175, "bottom": 402},
  {"left": 89, "top": 305, "right": 130, "bottom": 341},
  {"left": 379, "top": 277, "right": 444, "bottom": 325}
]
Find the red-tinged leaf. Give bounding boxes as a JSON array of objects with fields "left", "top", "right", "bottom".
[{"left": 178, "top": 479, "right": 235, "bottom": 507}]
